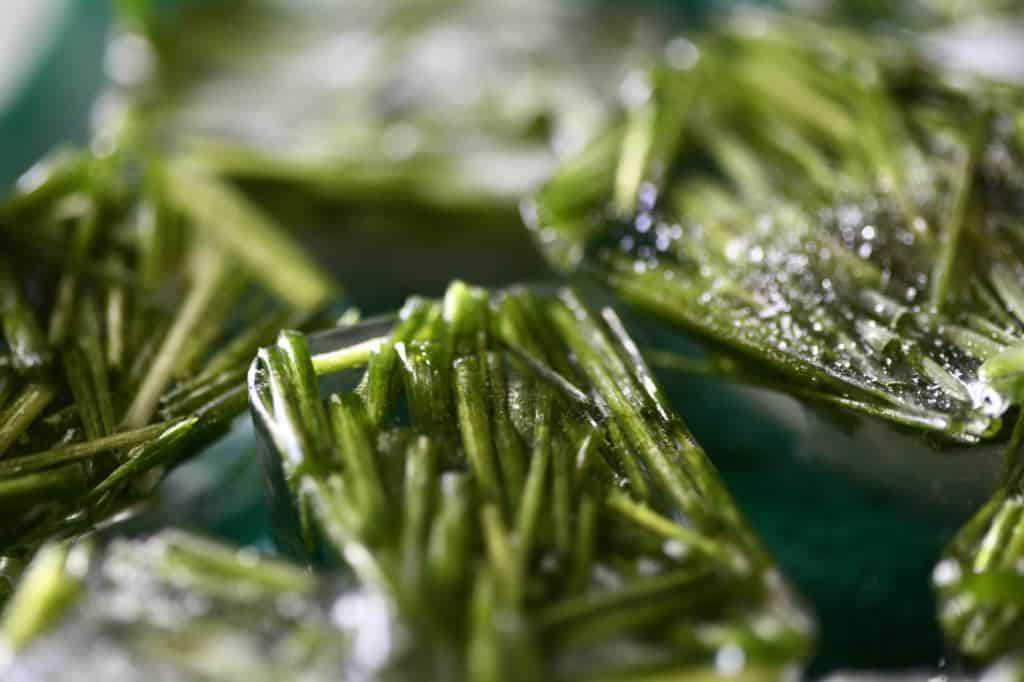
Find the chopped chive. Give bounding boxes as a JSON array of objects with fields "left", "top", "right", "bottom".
[
  {"left": 0, "top": 260, "right": 52, "bottom": 376},
  {"left": 312, "top": 336, "right": 387, "bottom": 375},
  {"left": 480, "top": 503, "right": 518, "bottom": 603},
  {"left": 0, "top": 463, "right": 91, "bottom": 508},
  {"left": 75, "top": 295, "right": 116, "bottom": 435},
  {"left": 551, "top": 436, "right": 573, "bottom": 555},
  {"left": 0, "top": 541, "right": 85, "bottom": 651},
  {"left": 550, "top": 300, "right": 698, "bottom": 516},
  {"left": 277, "top": 330, "right": 331, "bottom": 455},
  {"left": 0, "top": 422, "right": 174, "bottom": 476},
  {"left": 453, "top": 355, "right": 503, "bottom": 509},
  {"left": 0, "top": 368, "right": 17, "bottom": 413},
  {"left": 514, "top": 387, "right": 552, "bottom": 576},
  {"left": 47, "top": 199, "right": 99, "bottom": 345},
  {"left": 85, "top": 417, "right": 199, "bottom": 503},
  {"left": 0, "top": 384, "right": 57, "bottom": 458},
  {"left": 156, "top": 529, "right": 315, "bottom": 596},
  {"left": 566, "top": 494, "right": 597, "bottom": 595},
  {"left": 425, "top": 472, "right": 473, "bottom": 619},
  {"left": 930, "top": 112, "right": 988, "bottom": 310},
  {"left": 190, "top": 309, "right": 291, "bottom": 384},
  {"left": 62, "top": 347, "right": 105, "bottom": 441},
  {"left": 536, "top": 563, "right": 715, "bottom": 632},
  {"left": 396, "top": 340, "right": 455, "bottom": 443},
  {"left": 104, "top": 253, "right": 127, "bottom": 371},
  {"left": 486, "top": 352, "right": 526, "bottom": 513},
  {"left": 160, "top": 365, "right": 249, "bottom": 418},
  {"left": 121, "top": 247, "right": 228, "bottom": 428},
  {"left": 173, "top": 272, "right": 247, "bottom": 379},
  {"left": 328, "top": 392, "right": 388, "bottom": 540},
  {"left": 359, "top": 341, "right": 399, "bottom": 426},
  {"left": 400, "top": 435, "right": 435, "bottom": 593},
  {"left": 161, "top": 160, "right": 337, "bottom": 310}
]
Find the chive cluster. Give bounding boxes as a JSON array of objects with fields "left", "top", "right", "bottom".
[
  {"left": 251, "top": 281, "right": 813, "bottom": 680},
  {"left": 0, "top": 147, "right": 336, "bottom": 574},
  {"left": 115, "top": 0, "right": 661, "bottom": 219},
  {"left": 1, "top": 530, "right": 349, "bottom": 680},
  {"left": 935, "top": 412, "right": 1024, "bottom": 665},
  {"left": 531, "top": 15, "right": 1024, "bottom": 444},
  {"left": 528, "top": 16, "right": 1024, "bottom": 672}
]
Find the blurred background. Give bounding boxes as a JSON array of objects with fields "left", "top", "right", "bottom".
[{"left": 2, "top": 0, "right": 1022, "bottom": 676}]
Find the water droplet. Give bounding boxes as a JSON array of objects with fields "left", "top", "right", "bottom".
[
  {"left": 933, "top": 558, "right": 962, "bottom": 586},
  {"left": 715, "top": 643, "right": 746, "bottom": 676},
  {"left": 665, "top": 37, "right": 700, "bottom": 70},
  {"left": 620, "top": 70, "right": 652, "bottom": 107}
]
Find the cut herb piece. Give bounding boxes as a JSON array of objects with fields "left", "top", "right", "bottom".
[
  {"left": 935, "top": 412, "right": 1024, "bottom": 663},
  {"left": 0, "top": 541, "right": 87, "bottom": 652},
  {"left": 0, "top": 258, "right": 53, "bottom": 377},
  {"left": 115, "top": 0, "right": 665, "bottom": 220},
  {"left": 530, "top": 16, "right": 1024, "bottom": 444},
  {"left": 250, "top": 282, "right": 814, "bottom": 680},
  {"left": 1, "top": 531, "right": 355, "bottom": 681},
  {"left": 0, "top": 143, "right": 339, "bottom": 558},
  {"left": 160, "top": 161, "right": 337, "bottom": 311}
]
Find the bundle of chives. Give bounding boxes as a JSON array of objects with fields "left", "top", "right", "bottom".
[
  {"left": 0, "top": 145, "right": 338, "bottom": 565},
  {"left": 934, "top": 412, "right": 1024, "bottom": 664},
  {"left": 250, "top": 281, "right": 814, "bottom": 681},
  {"left": 529, "top": 14, "right": 1024, "bottom": 443},
  {"left": 528, "top": 14, "right": 1024, "bottom": 672},
  {"left": 1, "top": 530, "right": 352, "bottom": 680},
  {"left": 110, "top": 0, "right": 664, "bottom": 220}
]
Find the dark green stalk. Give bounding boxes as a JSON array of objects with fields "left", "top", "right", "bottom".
[
  {"left": 536, "top": 563, "right": 715, "bottom": 632},
  {"left": 122, "top": 247, "right": 229, "bottom": 428},
  {"left": 359, "top": 340, "right": 398, "bottom": 426},
  {"left": 425, "top": 472, "right": 473, "bottom": 626},
  {"left": 453, "top": 355, "right": 503, "bottom": 510},
  {"left": 104, "top": 253, "right": 127, "bottom": 371},
  {"left": 400, "top": 435, "right": 435, "bottom": 595},
  {"left": 160, "top": 366, "right": 248, "bottom": 418},
  {"left": 513, "top": 388, "right": 552, "bottom": 577},
  {"left": 277, "top": 330, "right": 331, "bottom": 457},
  {"left": 161, "top": 160, "right": 337, "bottom": 310},
  {"left": 172, "top": 273, "right": 247, "bottom": 379},
  {"left": 75, "top": 296, "right": 115, "bottom": 435},
  {"left": 0, "top": 384, "right": 57, "bottom": 457},
  {"left": 0, "top": 368, "right": 16, "bottom": 413},
  {"left": 47, "top": 200, "right": 100, "bottom": 346},
  {"left": 550, "top": 300, "right": 700, "bottom": 518},
  {"left": 62, "top": 347, "right": 105, "bottom": 441},
  {"left": 328, "top": 393, "right": 388, "bottom": 541},
  {"left": 567, "top": 494, "right": 597, "bottom": 595},
  {"left": 84, "top": 417, "right": 199, "bottom": 503},
  {"left": 551, "top": 436, "right": 573, "bottom": 555},
  {"left": 930, "top": 111, "right": 988, "bottom": 311},
  {"left": 0, "top": 422, "right": 173, "bottom": 476},
  {"left": 486, "top": 352, "right": 526, "bottom": 514},
  {"left": 397, "top": 340, "right": 454, "bottom": 443},
  {"left": 189, "top": 309, "right": 292, "bottom": 385},
  {"left": 0, "top": 464, "right": 90, "bottom": 508},
  {"left": 0, "top": 260, "right": 52, "bottom": 376}
]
